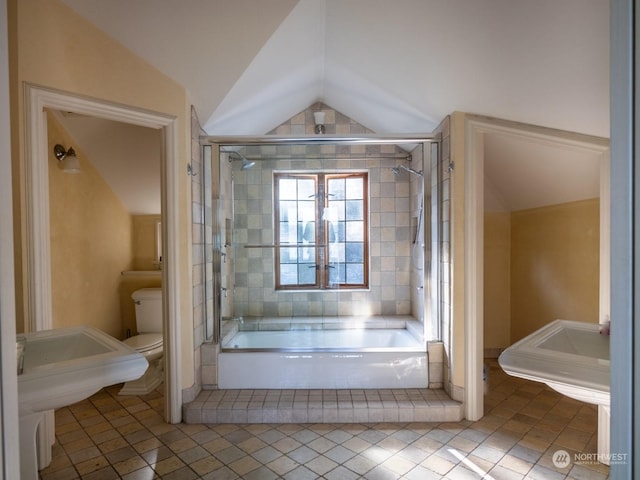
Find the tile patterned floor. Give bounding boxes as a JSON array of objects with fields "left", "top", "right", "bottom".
[{"left": 39, "top": 360, "right": 610, "bottom": 479}]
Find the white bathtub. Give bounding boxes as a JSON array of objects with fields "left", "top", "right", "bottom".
[{"left": 218, "top": 328, "right": 428, "bottom": 389}]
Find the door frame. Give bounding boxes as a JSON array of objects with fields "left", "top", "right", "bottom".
[
  {"left": 23, "top": 84, "right": 182, "bottom": 460},
  {"left": 463, "top": 115, "right": 610, "bottom": 420}
]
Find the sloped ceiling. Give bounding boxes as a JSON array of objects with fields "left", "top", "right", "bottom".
[
  {"left": 61, "top": 0, "right": 609, "bottom": 137},
  {"left": 58, "top": 0, "right": 609, "bottom": 214},
  {"left": 53, "top": 112, "right": 162, "bottom": 215}
]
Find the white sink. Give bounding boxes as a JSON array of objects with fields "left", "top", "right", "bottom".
[
  {"left": 18, "top": 326, "right": 148, "bottom": 480},
  {"left": 499, "top": 319, "right": 610, "bottom": 463}
]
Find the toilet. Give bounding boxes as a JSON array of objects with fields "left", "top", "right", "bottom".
[{"left": 119, "top": 288, "right": 164, "bottom": 395}]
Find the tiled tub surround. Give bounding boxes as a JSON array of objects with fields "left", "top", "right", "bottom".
[{"left": 224, "top": 105, "right": 426, "bottom": 320}]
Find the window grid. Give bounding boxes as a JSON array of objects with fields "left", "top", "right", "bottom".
[{"left": 274, "top": 172, "right": 368, "bottom": 290}]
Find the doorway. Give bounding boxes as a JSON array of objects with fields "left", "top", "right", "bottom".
[
  {"left": 463, "top": 115, "right": 610, "bottom": 420},
  {"left": 24, "top": 85, "right": 182, "bottom": 464}
]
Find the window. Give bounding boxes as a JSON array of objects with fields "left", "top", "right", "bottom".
[{"left": 274, "top": 172, "right": 368, "bottom": 290}]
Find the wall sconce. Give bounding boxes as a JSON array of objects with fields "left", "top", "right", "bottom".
[
  {"left": 53, "top": 144, "right": 80, "bottom": 173},
  {"left": 313, "top": 111, "right": 326, "bottom": 134}
]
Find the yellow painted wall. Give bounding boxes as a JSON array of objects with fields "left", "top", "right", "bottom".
[
  {"left": 483, "top": 212, "right": 511, "bottom": 349},
  {"left": 48, "top": 113, "right": 133, "bottom": 338},
  {"left": 9, "top": 0, "right": 194, "bottom": 389},
  {"left": 510, "top": 199, "right": 600, "bottom": 342}
]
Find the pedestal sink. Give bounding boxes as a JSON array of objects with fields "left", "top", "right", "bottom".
[
  {"left": 18, "top": 326, "right": 148, "bottom": 480},
  {"left": 499, "top": 319, "right": 610, "bottom": 464}
]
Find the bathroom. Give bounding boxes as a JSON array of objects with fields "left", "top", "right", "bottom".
[
  {"left": 46, "top": 109, "right": 165, "bottom": 392},
  {"left": 3, "top": 0, "right": 619, "bottom": 478}
]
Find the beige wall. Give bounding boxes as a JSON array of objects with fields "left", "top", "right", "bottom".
[
  {"left": 483, "top": 212, "right": 511, "bottom": 350},
  {"left": 10, "top": 0, "right": 194, "bottom": 389},
  {"left": 511, "top": 199, "right": 600, "bottom": 341},
  {"left": 48, "top": 113, "right": 133, "bottom": 338}
]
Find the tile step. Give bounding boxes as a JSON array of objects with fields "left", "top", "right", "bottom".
[{"left": 183, "top": 388, "right": 463, "bottom": 424}]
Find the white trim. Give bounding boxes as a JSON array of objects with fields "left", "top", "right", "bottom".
[
  {"left": 463, "top": 115, "right": 610, "bottom": 421},
  {"left": 23, "top": 88, "right": 182, "bottom": 450},
  {"left": 463, "top": 122, "right": 484, "bottom": 421},
  {"left": 0, "top": 0, "right": 21, "bottom": 475}
]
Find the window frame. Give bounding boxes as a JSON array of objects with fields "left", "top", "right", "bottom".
[{"left": 274, "top": 171, "right": 369, "bottom": 291}]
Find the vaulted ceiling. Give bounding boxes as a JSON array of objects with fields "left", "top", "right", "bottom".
[
  {"left": 61, "top": 0, "right": 609, "bottom": 138},
  {"left": 58, "top": 0, "right": 609, "bottom": 214}
]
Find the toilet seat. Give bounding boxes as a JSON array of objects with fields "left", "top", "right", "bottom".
[{"left": 123, "top": 333, "right": 163, "bottom": 353}]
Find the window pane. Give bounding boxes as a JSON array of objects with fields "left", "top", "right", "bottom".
[
  {"left": 330, "top": 200, "right": 345, "bottom": 221},
  {"left": 346, "top": 242, "right": 363, "bottom": 262},
  {"left": 328, "top": 178, "right": 345, "bottom": 199},
  {"left": 346, "top": 200, "right": 363, "bottom": 220},
  {"left": 301, "top": 245, "right": 315, "bottom": 262},
  {"left": 328, "top": 242, "right": 345, "bottom": 263},
  {"left": 346, "top": 264, "right": 364, "bottom": 284},
  {"left": 328, "top": 264, "right": 345, "bottom": 284},
  {"left": 279, "top": 179, "right": 297, "bottom": 199},
  {"left": 301, "top": 219, "right": 316, "bottom": 244},
  {"left": 279, "top": 246, "right": 298, "bottom": 262},
  {"left": 297, "top": 179, "right": 315, "bottom": 199},
  {"left": 334, "top": 222, "right": 345, "bottom": 242},
  {"left": 346, "top": 221, "right": 364, "bottom": 241},
  {"left": 346, "top": 177, "right": 363, "bottom": 199},
  {"left": 298, "top": 263, "right": 317, "bottom": 284},
  {"left": 280, "top": 264, "right": 298, "bottom": 284}
]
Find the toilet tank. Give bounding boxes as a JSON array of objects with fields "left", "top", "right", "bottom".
[{"left": 132, "top": 288, "right": 163, "bottom": 333}]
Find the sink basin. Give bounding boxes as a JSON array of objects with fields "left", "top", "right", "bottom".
[
  {"left": 499, "top": 319, "right": 610, "bottom": 463},
  {"left": 18, "top": 325, "right": 148, "bottom": 479},
  {"left": 498, "top": 319, "right": 609, "bottom": 405}
]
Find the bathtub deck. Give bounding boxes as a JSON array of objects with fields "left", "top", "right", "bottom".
[{"left": 183, "top": 388, "right": 463, "bottom": 424}]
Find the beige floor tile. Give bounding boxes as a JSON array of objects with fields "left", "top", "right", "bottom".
[
  {"left": 228, "top": 455, "right": 262, "bottom": 476},
  {"left": 266, "top": 455, "right": 299, "bottom": 475},
  {"left": 40, "top": 358, "right": 608, "bottom": 480},
  {"left": 189, "top": 456, "right": 224, "bottom": 476},
  {"left": 113, "top": 456, "right": 148, "bottom": 476}
]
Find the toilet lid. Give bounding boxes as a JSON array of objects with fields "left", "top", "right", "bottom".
[{"left": 123, "top": 333, "right": 163, "bottom": 352}]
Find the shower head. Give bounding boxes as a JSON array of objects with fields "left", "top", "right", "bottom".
[
  {"left": 391, "top": 164, "right": 423, "bottom": 178},
  {"left": 226, "top": 151, "right": 256, "bottom": 170},
  {"left": 240, "top": 156, "right": 256, "bottom": 170}
]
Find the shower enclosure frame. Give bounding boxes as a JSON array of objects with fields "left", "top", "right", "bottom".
[{"left": 201, "top": 133, "right": 440, "bottom": 345}]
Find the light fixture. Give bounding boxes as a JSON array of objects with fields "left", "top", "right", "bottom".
[
  {"left": 53, "top": 144, "right": 80, "bottom": 173},
  {"left": 313, "top": 111, "right": 326, "bottom": 134}
]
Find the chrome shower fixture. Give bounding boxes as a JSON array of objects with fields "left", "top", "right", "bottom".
[
  {"left": 391, "top": 164, "right": 423, "bottom": 177},
  {"left": 239, "top": 155, "right": 256, "bottom": 170},
  {"left": 225, "top": 151, "right": 256, "bottom": 170}
]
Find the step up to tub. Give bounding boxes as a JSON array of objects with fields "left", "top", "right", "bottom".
[{"left": 183, "top": 388, "right": 463, "bottom": 424}]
